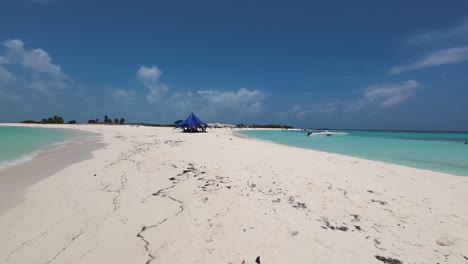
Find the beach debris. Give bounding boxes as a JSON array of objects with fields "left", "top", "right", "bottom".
[
  {"left": 321, "top": 219, "right": 348, "bottom": 231},
  {"left": 355, "top": 225, "right": 362, "bottom": 231},
  {"left": 374, "top": 238, "right": 386, "bottom": 250},
  {"left": 462, "top": 254, "right": 468, "bottom": 260},
  {"left": 291, "top": 231, "right": 299, "bottom": 236},
  {"left": 350, "top": 214, "right": 360, "bottom": 222},
  {"left": 169, "top": 177, "right": 176, "bottom": 181},
  {"left": 371, "top": 199, "right": 388, "bottom": 205},
  {"left": 436, "top": 237, "right": 452, "bottom": 246},
  {"left": 177, "top": 163, "right": 196, "bottom": 176},
  {"left": 371, "top": 224, "right": 384, "bottom": 233},
  {"left": 374, "top": 255, "right": 402, "bottom": 264},
  {"left": 367, "top": 190, "right": 374, "bottom": 193},
  {"left": 255, "top": 256, "right": 261, "bottom": 263},
  {"left": 272, "top": 198, "right": 281, "bottom": 203},
  {"left": 397, "top": 223, "right": 406, "bottom": 229},
  {"left": 163, "top": 140, "right": 183, "bottom": 146},
  {"left": 93, "top": 174, "right": 97, "bottom": 176},
  {"left": 288, "top": 196, "right": 307, "bottom": 209},
  {"left": 293, "top": 202, "right": 307, "bottom": 209}
]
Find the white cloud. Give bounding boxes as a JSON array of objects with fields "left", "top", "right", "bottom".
[
  {"left": 4, "top": 39, "right": 67, "bottom": 80},
  {"left": 137, "top": 65, "right": 161, "bottom": 83},
  {"left": 0, "top": 66, "right": 15, "bottom": 84},
  {"left": 390, "top": 46, "right": 468, "bottom": 74},
  {"left": 0, "top": 67, "right": 19, "bottom": 101},
  {"left": 168, "top": 88, "right": 268, "bottom": 120},
  {"left": 349, "top": 80, "right": 420, "bottom": 111},
  {"left": 1, "top": 39, "right": 70, "bottom": 94},
  {"left": 405, "top": 19, "right": 468, "bottom": 46},
  {"left": 288, "top": 81, "right": 420, "bottom": 120},
  {"left": 290, "top": 102, "right": 339, "bottom": 119},
  {"left": 136, "top": 65, "right": 168, "bottom": 103},
  {"left": 110, "top": 88, "right": 136, "bottom": 104},
  {"left": 197, "top": 88, "right": 266, "bottom": 108}
]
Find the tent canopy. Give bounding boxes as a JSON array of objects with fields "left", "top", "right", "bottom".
[{"left": 175, "top": 112, "right": 209, "bottom": 129}]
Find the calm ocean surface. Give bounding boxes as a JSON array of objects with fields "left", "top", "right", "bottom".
[
  {"left": 0, "top": 126, "right": 77, "bottom": 170},
  {"left": 238, "top": 130, "right": 468, "bottom": 176}
]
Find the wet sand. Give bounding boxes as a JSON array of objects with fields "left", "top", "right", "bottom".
[{"left": 0, "top": 129, "right": 104, "bottom": 214}]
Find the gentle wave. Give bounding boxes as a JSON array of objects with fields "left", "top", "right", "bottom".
[
  {"left": 0, "top": 150, "right": 42, "bottom": 171},
  {"left": 0, "top": 126, "right": 78, "bottom": 172}
]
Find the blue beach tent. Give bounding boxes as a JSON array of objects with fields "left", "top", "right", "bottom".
[{"left": 175, "top": 112, "right": 209, "bottom": 132}]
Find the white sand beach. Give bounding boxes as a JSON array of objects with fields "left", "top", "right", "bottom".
[{"left": 1, "top": 124, "right": 468, "bottom": 264}]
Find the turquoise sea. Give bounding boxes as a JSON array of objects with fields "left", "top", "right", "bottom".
[
  {"left": 0, "top": 126, "right": 77, "bottom": 171},
  {"left": 239, "top": 129, "right": 468, "bottom": 176}
]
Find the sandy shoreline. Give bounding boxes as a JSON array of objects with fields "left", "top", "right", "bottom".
[
  {"left": 1, "top": 124, "right": 467, "bottom": 263},
  {"left": 0, "top": 127, "right": 104, "bottom": 214}
]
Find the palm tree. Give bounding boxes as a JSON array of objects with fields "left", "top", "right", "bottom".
[
  {"left": 114, "top": 118, "right": 119, "bottom": 124},
  {"left": 119, "top": 118, "right": 125, "bottom": 124}
]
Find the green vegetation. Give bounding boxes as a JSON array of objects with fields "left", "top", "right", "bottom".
[
  {"left": 21, "top": 115, "right": 76, "bottom": 124},
  {"left": 87, "top": 116, "right": 126, "bottom": 124},
  {"left": 20, "top": 120, "right": 38, "bottom": 124},
  {"left": 42, "top": 115, "right": 64, "bottom": 124},
  {"left": 98, "top": 115, "right": 125, "bottom": 124},
  {"left": 19, "top": 115, "right": 126, "bottom": 125}
]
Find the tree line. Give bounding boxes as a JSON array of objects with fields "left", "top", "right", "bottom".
[
  {"left": 21, "top": 115, "right": 126, "bottom": 125},
  {"left": 87, "top": 115, "right": 125, "bottom": 124},
  {"left": 21, "top": 115, "right": 73, "bottom": 124}
]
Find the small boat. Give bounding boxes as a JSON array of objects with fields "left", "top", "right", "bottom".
[{"left": 307, "top": 130, "right": 348, "bottom": 137}]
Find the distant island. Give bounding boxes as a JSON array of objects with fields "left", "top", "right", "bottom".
[
  {"left": 19, "top": 116, "right": 293, "bottom": 129},
  {"left": 21, "top": 115, "right": 126, "bottom": 125},
  {"left": 237, "top": 123, "right": 293, "bottom": 129}
]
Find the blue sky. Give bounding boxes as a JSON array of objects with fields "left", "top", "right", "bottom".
[{"left": 1, "top": 0, "right": 468, "bottom": 130}]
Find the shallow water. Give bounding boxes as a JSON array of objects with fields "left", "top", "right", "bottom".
[
  {"left": 239, "top": 129, "right": 468, "bottom": 176},
  {"left": 0, "top": 126, "right": 77, "bottom": 170}
]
